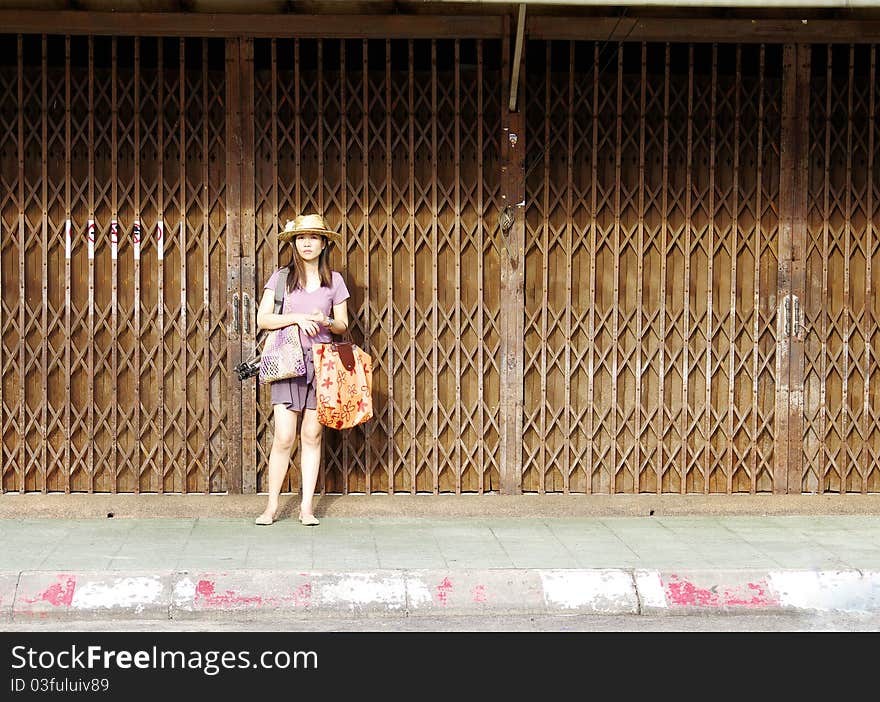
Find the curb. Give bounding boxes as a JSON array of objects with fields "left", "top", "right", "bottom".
[{"left": 4, "top": 569, "right": 880, "bottom": 621}]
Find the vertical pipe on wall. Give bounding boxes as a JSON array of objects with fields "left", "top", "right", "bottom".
[
  {"left": 636, "top": 41, "right": 646, "bottom": 493},
  {"left": 564, "top": 40, "right": 573, "bottom": 493},
  {"left": 87, "top": 36, "right": 95, "bottom": 493},
  {"left": 704, "top": 43, "right": 717, "bottom": 494},
  {"left": 407, "top": 39, "right": 416, "bottom": 493},
  {"left": 657, "top": 42, "right": 670, "bottom": 494},
  {"left": 863, "top": 47, "right": 876, "bottom": 491},
  {"left": 156, "top": 37, "right": 166, "bottom": 492},
  {"left": 727, "top": 45, "right": 742, "bottom": 494},
  {"left": 178, "top": 37, "right": 187, "bottom": 493},
  {"left": 587, "top": 40, "right": 599, "bottom": 494},
  {"left": 386, "top": 38, "right": 395, "bottom": 493},
  {"left": 751, "top": 45, "right": 765, "bottom": 494},
  {"left": 431, "top": 38, "right": 439, "bottom": 494},
  {"left": 134, "top": 37, "right": 142, "bottom": 492},
  {"left": 681, "top": 44, "right": 693, "bottom": 494},
  {"left": 611, "top": 43, "right": 622, "bottom": 492},
  {"left": 64, "top": 35, "right": 71, "bottom": 493},
  {"left": 540, "top": 41, "right": 550, "bottom": 492},
  {"left": 17, "top": 35, "right": 24, "bottom": 492},
  {"left": 40, "top": 35, "right": 48, "bottom": 493},
  {"left": 110, "top": 37, "right": 118, "bottom": 493}
]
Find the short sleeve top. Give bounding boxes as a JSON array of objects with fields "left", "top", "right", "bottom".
[{"left": 263, "top": 268, "right": 350, "bottom": 351}]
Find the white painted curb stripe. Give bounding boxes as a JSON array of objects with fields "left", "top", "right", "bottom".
[
  {"left": 768, "top": 570, "right": 880, "bottom": 612},
  {"left": 633, "top": 569, "right": 667, "bottom": 609},
  {"left": 71, "top": 576, "right": 165, "bottom": 613},
  {"left": 539, "top": 569, "right": 637, "bottom": 613},
  {"left": 317, "top": 574, "right": 407, "bottom": 610}
]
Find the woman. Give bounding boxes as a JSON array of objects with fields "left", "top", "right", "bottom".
[{"left": 254, "top": 214, "right": 350, "bottom": 526}]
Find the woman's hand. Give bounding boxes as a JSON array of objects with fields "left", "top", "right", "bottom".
[{"left": 294, "top": 311, "right": 326, "bottom": 337}]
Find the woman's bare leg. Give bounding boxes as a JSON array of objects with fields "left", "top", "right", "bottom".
[
  {"left": 298, "top": 408, "right": 323, "bottom": 519},
  {"left": 256, "top": 404, "right": 300, "bottom": 522}
]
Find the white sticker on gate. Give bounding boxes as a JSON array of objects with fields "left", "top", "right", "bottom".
[
  {"left": 110, "top": 220, "right": 118, "bottom": 260},
  {"left": 87, "top": 219, "right": 95, "bottom": 260},
  {"left": 157, "top": 220, "right": 164, "bottom": 261},
  {"left": 133, "top": 220, "right": 141, "bottom": 260}
]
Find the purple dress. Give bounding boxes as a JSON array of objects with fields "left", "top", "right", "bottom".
[{"left": 263, "top": 269, "right": 350, "bottom": 411}]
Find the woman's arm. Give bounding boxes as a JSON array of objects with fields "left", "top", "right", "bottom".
[
  {"left": 323, "top": 300, "right": 349, "bottom": 335},
  {"left": 256, "top": 288, "right": 322, "bottom": 332}
]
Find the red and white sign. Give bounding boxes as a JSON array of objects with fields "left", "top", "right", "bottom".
[
  {"left": 133, "top": 220, "right": 141, "bottom": 260},
  {"left": 87, "top": 219, "right": 95, "bottom": 260},
  {"left": 110, "top": 220, "right": 118, "bottom": 260}
]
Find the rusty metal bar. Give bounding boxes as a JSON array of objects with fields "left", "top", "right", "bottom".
[
  {"left": 788, "top": 43, "right": 810, "bottom": 493},
  {"left": 682, "top": 44, "right": 693, "bottom": 495},
  {"left": 540, "top": 40, "right": 550, "bottom": 492},
  {"left": 843, "top": 44, "right": 854, "bottom": 490},
  {"left": 611, "top": 43, "right": 622, "bottom": 493},
  {"left": 64, "top": 35, "right": 71, "bottom": 493},
  {"left": 657, "top": 42, "right": 670, "bottom": 493},
  {"left": 587, "top": 40, "right": 599, "bottom": 495},
  {"left": 564, "top": 40, "right": 573, "bottom": 493},
  {"left": 408, "top": 39, "right": 417, "bottom": 493},
  {"left": 339, "top": 38, "right": 350, "bottom": 487},
  {"left": 387, "top": 38, "right": 395, "bottom": 493},
  {"left": 477, "top": 38, "right": 486, "bottom": 492},
  {"left": 134, "top": 38, "right": 142, "bottom": 492},
  {"left": 0, "top": 11, "right": 504, "bottom": 39},
  {"left": 864, "top": 45, "right": 876, "bottom": 490},
  {"left": 362, "top": 38, "right": 374, "bottom": 494},
  {"left": 431, "top": 38, "right": 439, "bottom": 494},
  {"left": 87, "top": 36, "right": 95, "bottom": 493},
  {"left": 295, "top": 39, "right": 301, "bottom": 215},
  {"left": 40, "top": 35, "right": 48, "bottom": 493},
  {"left": 751, "top": 44, "right": 765, "bottom": 494},
  {"left": 225, "top": 38, "right": 243, "bottom": 494},
  {"left": 704, "top": 44, "right": 717, "bottom": 493},
  {"left": 318, "top": 39, "right": 325, "bottom": 218},
  {"left": 820, "top": 44, "right": 832, "bottom": 493},
  {"left": 240, "top": 37, "right": 256, "bottom": 494},
  {"left": 636, "top": 41, "right": 646, "bottom": 493},
  {"left": 775, "top": 44, "right": 797, "bottom": 495},
  {"left": 157, "top": 38, "right": 167, "bottom": 493},
  {"left": 111, "top": 36, "right": 118, "bottom": 493},
  {"left": 177, "top": 37, "right": 187, "bottom": 493},
  {"left": 17, "top": 35, "right": 24, "bottom": 492},
  {"left": 727, "top": 44, "right": 741, "bottom": 494},
  {"left": 202, "top": 39, "right": 211, "bottom": 492},
  {"left": 864, "top": 47, "right": 876, "bottom": 490}
]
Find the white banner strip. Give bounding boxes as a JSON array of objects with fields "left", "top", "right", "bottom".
[
  {"left": 65, "top": 219, "right": 71, "bottom": 259},
  {"left": 133, "top": 220, "right": 140, "bottom": 261},
  {"left": 87, "top": 219, "right": 94, "bottom": 260},
  {"left": 157, "top": 220, "right": 164, "bottom": 261},
  {"left": 110, "top": 220, "right": 118, "bottom": 260}
]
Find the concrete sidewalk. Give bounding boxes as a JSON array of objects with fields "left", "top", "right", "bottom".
[{"left": 1, "top": 494, "right": 880, "bottom": 622}]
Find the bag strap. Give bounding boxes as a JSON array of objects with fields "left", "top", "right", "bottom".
[{"left": 273, "top": 268, "right": 288, "bottom": 315}]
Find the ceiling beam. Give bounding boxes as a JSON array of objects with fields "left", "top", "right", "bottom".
[{"left": 0, "top": 10, "right": 503, "bottom": 38}]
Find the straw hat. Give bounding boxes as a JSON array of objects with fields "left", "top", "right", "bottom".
[{"left": 278, "top": 214, "right": 341, "bottom": 246}]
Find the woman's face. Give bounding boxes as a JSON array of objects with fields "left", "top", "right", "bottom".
[{"left": 294, "top": 233, "right": 325, "bottom": 262}]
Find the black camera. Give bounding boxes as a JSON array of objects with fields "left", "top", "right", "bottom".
[{"left": 235, "top": 357, "right": 260, "bottom": 381}]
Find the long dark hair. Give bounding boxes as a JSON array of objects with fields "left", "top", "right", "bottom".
[{"left": 285, "top": 235, "right": 333, "bottom": 292}]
